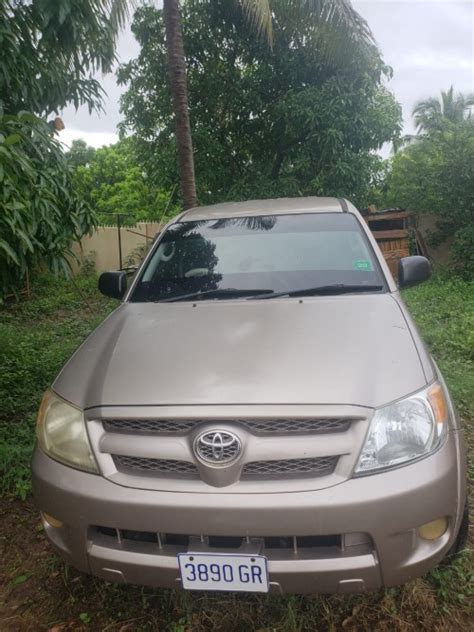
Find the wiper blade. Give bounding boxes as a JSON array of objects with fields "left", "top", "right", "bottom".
[
  {"left": 250, "top": 284, "right": 384, "bottom": 300},
  {"left": 156, "top": 288, "right": 274, "bottom": 303}
]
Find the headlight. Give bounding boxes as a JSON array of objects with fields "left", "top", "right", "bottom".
[
  {"left": 355, "top": 383, "right": 448, "bottom": 475},
  {"left": 36, "top": 390, "right": 98, "bottom": 473}
]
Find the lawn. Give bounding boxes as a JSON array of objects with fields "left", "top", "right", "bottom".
[{"left": 0, "top": 272, "right": 472, "bottom": 631}]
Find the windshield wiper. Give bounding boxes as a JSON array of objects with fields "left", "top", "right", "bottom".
[
  {"left": 249, "top": 284, "right": 384, "bottom": 300},
  {"left": 156, "top": 288, "right": 274, "bottom": 303}
]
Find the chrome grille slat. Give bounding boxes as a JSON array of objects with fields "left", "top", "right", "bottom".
[{"left": 103, "top": 417, "right": 351, "bottom": 435}]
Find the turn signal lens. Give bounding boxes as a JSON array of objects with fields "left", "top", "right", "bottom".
[
  {"left": 418, "top": 517, "right": 448, "bottom": 540},
  {"left": 427, "top": 383, "right": 448, "bottom": 424}
]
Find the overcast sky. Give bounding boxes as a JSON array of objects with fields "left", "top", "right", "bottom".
[{"left": 60, "top": 0, "right": 474, "bottom": 156}]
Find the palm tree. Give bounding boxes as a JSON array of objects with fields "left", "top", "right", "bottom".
[
  {"left": 162, "top": 0, "right": 376, "bottom": 209},
  {"left": 163, "top": 0, "right": 197, "bottom": 209},
  {"left": 413, "top": 86, "right": 474, "bottom": 134}
]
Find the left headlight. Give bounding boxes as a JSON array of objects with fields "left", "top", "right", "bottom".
[
  {"left": 36, "top": 390, "right": 99, "bottom": 473},
  {"left": 355, "top": 383, "right": 448, "bottom": 475}
]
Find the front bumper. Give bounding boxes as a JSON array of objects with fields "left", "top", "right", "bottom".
[{"left": 32, "top": 431, "right": 466, "bottom": 594}]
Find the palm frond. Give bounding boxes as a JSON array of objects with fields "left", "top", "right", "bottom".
[
  {"left": 107, "top": 0, "right": 135, "bottom": 35},
  {"left": 412, "top": 97, "right": 442, "bottom": 133},
  {"left": 413, "top": 87, "right": 474, "bottom": 132},
  {"left": 295, "top": 0, "right": 375, "bottom": 47},
  {"left": 240, "top": 0, "right": 273, "bottom": 45}
]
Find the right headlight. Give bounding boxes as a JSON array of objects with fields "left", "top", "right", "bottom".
[{"left": 355, "top": 383, "right": 448, "bottom": 475}]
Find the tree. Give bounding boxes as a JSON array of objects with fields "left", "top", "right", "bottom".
[
  {"left": 65, "top": 140, "right": 97, "bottom": 169},
  {"left": 1, "top": 0, "right": 131, "bottom": 117},
  {"left": 385, "top": 120, "right": 474, "bottom": 276},
  {"left": 0, "top": 1, "right": 131, "bottom": 298},
  {"left": 413, "top": 87, "right": 474, "bottom": 134},
  {"left": 72, "top": 139, "right": 178, "bottom": 224},
  {"left": 119, "top": 3, "right": 401, "bottom": 208},
  {"left": 159, "top": 0, "right": 379, "bottom": 208},
  {"left": 163, "top": 0, "right": 197, "bottom": 209},
  {"left": 0, "top": 113, "right": 94, "bottom": 296}
]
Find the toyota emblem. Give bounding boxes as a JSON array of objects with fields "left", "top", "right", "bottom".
[{"left": 194, "top": 430, "right": 242, "bottom": 465}]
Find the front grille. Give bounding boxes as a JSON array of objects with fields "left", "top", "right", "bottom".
[
  {"left": 103, "top": 417, "right": 351, "bottom": 436},
  {"left": 242, "top": 456, "right": 337, "bottom": 479},
  {"left": 105, "top": 419, "right": 197, "bottom": 434},
  {"left": 94, "top": 526, "right": 342, "bottom": 552},
  {"left": 113, "top": 455, "right": 198, "bottom": 478},
  {"left": 113, "top": 454, "right": 338, "bottom": 480},
  {"left": 112, "top": 454, "right": 338, "bottom": 480}
]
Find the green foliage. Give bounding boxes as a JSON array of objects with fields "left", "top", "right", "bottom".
[
  {"left": 413, "top": 86, "right": 474, "bottom": 134},
  {"left": 0, "top": 1, "right": 130, "bottom": 297},
  {"left": 65, "top": 139, "right": 96, "bottom": 169},
  {"left": 0, "top": 0, "right": 130, "bottom": 116},
  {"left": 0, "top": 113, "right": 96, "bottom": 299},
  {"left": 403, "top": 274, "right": 474, "bottom": 418},
  {"left": 0, "top": 272, "right": 115, "bottom": 498},
  {"left": 386, "top": 121, "right": 474, "bottom": 275},
  {"left": 71, "top": 139, "right": 178, "bottom": 225},
  {"left": 118, "top": 2, "right": 401, "bottom": 207}
]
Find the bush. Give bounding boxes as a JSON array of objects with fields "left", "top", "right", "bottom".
[{"left": 386, "top": 121, "right": 474, "bottom": 276}]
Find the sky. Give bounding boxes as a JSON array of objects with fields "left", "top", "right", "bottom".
[{"left": 60, "top": 0, "right": 474, "bottom": 156}]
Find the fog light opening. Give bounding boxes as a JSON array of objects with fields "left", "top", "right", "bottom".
[
  {"left": 42, "top": 512, "right": 63, "bottom": 528},
  {"left": 418, "top": 517, "right": 448, "bottom": 541}
]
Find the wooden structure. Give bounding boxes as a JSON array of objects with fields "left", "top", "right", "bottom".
[{"left": 362, "top": 209, "right": 412, "bottom": 280}]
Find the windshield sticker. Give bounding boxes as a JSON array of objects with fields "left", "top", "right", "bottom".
[{"left": 355, "top": 259, "right": 372, "bottom": 271}]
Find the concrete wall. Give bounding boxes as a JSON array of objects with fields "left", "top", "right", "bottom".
[
  {"left": 70, "top": 223, "right": 162, "bottom": 274},
  {"left": 415, "top": 214, "right": 452, "bottom": 266}
]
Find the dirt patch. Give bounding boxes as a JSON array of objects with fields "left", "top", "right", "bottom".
[{"left": 0, "top": 498, "right": 471, "bottom": 632}]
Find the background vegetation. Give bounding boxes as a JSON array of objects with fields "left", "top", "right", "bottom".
[
  {"left": 0, "top": 0, "right": 131, "bottom": 300},
  {"left": 66, "top": 139, "right": 179, "bottom": 225},
  {"left": 118, "top": 2, "right": 401, "bottom": 208},
  {"left": 1, "top": 2, "right": 472, "bottom": 299},
  {"left": 384, "top": 88, "right": 474, "bottom": 276}
]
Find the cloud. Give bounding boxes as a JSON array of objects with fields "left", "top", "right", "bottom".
[
  {"left": 59, "top": 129, "right": 119, "bottom": 149},
  {"left": 397, "top": 50, "right": 472, "bottom": 71},
  {"left": 354, "top": 0, "right": 473, "bottom": 139}
]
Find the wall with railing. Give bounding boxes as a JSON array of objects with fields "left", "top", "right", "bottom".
[{"left": 70, "top": 222, "right": 162, "bottom": 274}]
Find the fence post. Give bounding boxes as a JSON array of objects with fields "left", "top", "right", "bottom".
[{"left": 117, "top": 213, "right": 123, "bottom": 270}]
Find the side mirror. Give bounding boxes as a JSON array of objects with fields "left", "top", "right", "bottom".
[
  {"left": 98, "top": 271, "right": 127, "bottom": 299},
  {"left": 398, "top": 256, "right": 431, "bottom": 289}
]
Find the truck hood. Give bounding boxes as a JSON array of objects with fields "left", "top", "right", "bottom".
[{"left": 53, "top": 295, "right": 427, "bottom": 410}]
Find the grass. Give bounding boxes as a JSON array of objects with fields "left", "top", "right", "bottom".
[
  {"left": 0, "top": 271, "right": 472, "bottom": 630},
  {"left": 0, "top": 272, "right": 116, "bottom": 498},
  {"left": 403, "top": 273, "right": 474, "bottom": 419}
]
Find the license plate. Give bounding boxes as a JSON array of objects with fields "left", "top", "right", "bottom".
[{"left": 178, "top": 553, "right": 269, "bottom": 592}]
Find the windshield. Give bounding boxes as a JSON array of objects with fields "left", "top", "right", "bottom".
[{"left": 130, "top": 213, "right": 385, "bottom": 302}]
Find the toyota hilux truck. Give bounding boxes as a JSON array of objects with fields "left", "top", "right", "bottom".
[{"left": 32, "top": 197, "right": 468, "bottom": 594}]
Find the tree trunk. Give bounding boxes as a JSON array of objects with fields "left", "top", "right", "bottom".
[{"left": 163, "top": 0, "right": 197, "bottom": 209}]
